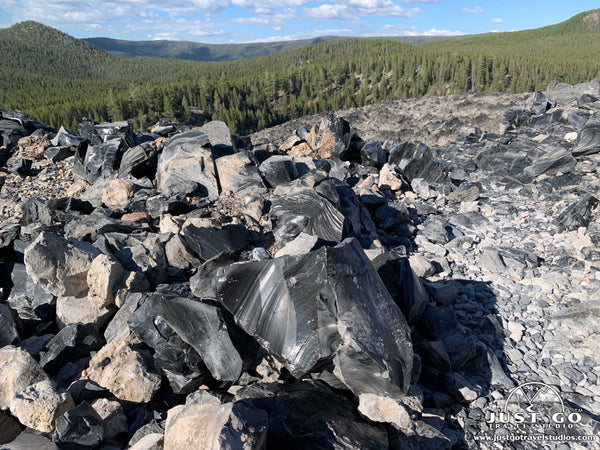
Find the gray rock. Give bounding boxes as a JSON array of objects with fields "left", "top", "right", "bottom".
[
  {"left": 479, "top": 249, "right": 506, "bottom": 273},
  {"left": 133, "top": 291, "right": 245, "bottom": 382},
  {"left": 87, "top": 340, "right": 162, "bottom": 403},
  {"left": 164, "top": 402, "right": 268, "bottom": 450},
  {"left": 119, "top": 142, "right": 158, "bottom": 179},
  {"left": 5, "top": 262, "right": 55, "bottom": 332},
  {"left": 524, "top": 148, "right": 576, "bottom": 178},
  {"left": 258, "top": 155, "right": 298, "bottom": 188},
  {"left": 90, "top": 398, "right": 128, "bottom": 439},
  {"left": 0, "top": 345, "right": 49, "bottom": 410},
  {"left": 425, "top": 281, "right": 458, "bottom": 306},
  {"left": 358, "top": 393, "right": 411, "bottom": 429},
  {"left": 523, "top": 91, "right": 552, "bottom": 115},
  {"left": 411, "top": 177, "right": 433, "bottom": 200},
  {"left": 39, "top": 324, "right": 103, "bottom": 375},
  {"left": 557, "top": 194, "right": 598, "bottom": 231},
  {"left": 390, "top": 420, "right": 451, "bottom": 449},
  {"left": 104, "top": 292, "right": 145, "bottom": 343},
  {"left": 1, "top": 430, "right": 57, "bottom": 449},
  {"left": 215, "top": 152, "right": 264, "bottom": 194},
  {"left": 361, "top": 141, "right": 388, "bottom": 168},
  {"left": 408, "top": 254, "right": 435, "bottom": 278},
  {"left": 81, "top": 138, "right": 127, "bottom": 183},
  {"left": 165, "top": 233, "right": 202, "bottom": 270},
  {"left": 44, "top": 146, "right": 75, "bottom": 163},
  {"left": 151, "top": 119, "right": 176, "bottom": 136},
  {"left": 388, "top": 142, "right": 448, "bottom": 184},
  {"left": 444, "top": 371, "right": 479, "bottom": 403},
  {"left": 270, "top": 184, "right": 346, "bottom": 245},
  {"left": 201, "top": 120, "right": 234, "bottom": 153},
  {"left": 93, "top": 120, "right": 134, "bottom": 146},
  {"left": 448, "top": 186, "right": 480, "bottom": 203},
  {"left": 156, "top": 131, "right": 218, "bottom": 198},
  {"left": 128, "top": 420, "right": 166, "bottom": 448},
  {"left": 420, "top": 217, "right": 449, "bottom": 245},
  {"left": 24, "top": 232, "right": 101, "bottom": 298},
  {"left": 274, "top": 232, "right": 319, "bottom": 258},
  {"left": 129, "top": 433, "right": 164, "bottom": 450},
  {"left": 10, "top": 379, "right": 74, "bottom": 433}
]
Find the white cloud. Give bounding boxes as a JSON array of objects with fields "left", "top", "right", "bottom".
[
  {"left": 2, "top": 0, "right": 229, "bottom": 27},
  {"left": 402, "top": 0, "right": 438, "bottom": 3},
  {"left": 462, "top": 6, "right": 484, "bottom": 14},
  {"left": 492, "top": 18, "right": 503, "bottom": 24},
  {"left": 151, "top": 32, "right": 181, "bottom": 41},
  {"left": 397, "top": 25, "right": 462, "bottom": 36},
  {"left": 306, "top": 1, "right": 419, "bottom": 20},
  {"left": 306, "top": 4, "right": 355, "bottom": 20},
  {"left": 490, "top": 29, "right": 498, "bottom": 33},
  {"left": 423, "top": 28, "right": 463, "bottom": 36},
  {"left": 232, "top": 0, "right": 307, "bottom": 9}
]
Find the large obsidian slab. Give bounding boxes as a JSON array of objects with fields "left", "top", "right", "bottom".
[
  {"left": 128, "top": 286, "right": 246, "bottom": 389},
  {"left": 81, "top": 138, "right": 127, "bottom": 183},
  {"left": 6, "top": 263, "right": 56, "bottom": 330},
  {"left": 215, "top": 238, "right": 413, "bottom": 397},
  {"left": 183, "top": 224, "right": 249, "bottom": 261},
  {"left": 156, "top": 131, "right": 218, "bottom": 199},
  {"left": 557, "top": 194, "right": 599, "bottom": 232},
  {"left": 572, "top": 125, "right": 600, "bottom": 156},
  {"left": 128, "top": 299, "right": 206, "bottom": 394},
  {"left": 388, "top": 142, "right": 448, "bottom": 184},
  {"left": 119, "top": 142, "right": 158, "bottom": 179},
  {"left": 270, "top": 184, "right": 346, "bottom": 245}
]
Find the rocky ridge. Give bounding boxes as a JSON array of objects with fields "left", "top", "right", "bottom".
[{"left": 0, "top": 81, "right": 599, "bottom": 449}]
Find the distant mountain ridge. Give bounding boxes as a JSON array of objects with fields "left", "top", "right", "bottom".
[
  {"left": 84, "top": 35, "right": 454, "bottom": 62},
  {"left": 83, "top": 36, "right": 340, "bottom": 62}
]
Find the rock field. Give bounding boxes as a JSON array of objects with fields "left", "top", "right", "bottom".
[{"left": 0, "top": 80, "right": 599, "bottom": 449}]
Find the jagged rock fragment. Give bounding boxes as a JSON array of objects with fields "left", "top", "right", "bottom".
[
  {"left": 0, "top": 345, "right": 49, "bottom": 409},
  {"left": 87, "top": 340, "right": 161, "bottom": 403},
  {"left": 52, "top": 402, "right": 104, "bottom": 448},
  {"left": 164, "top": 402, "right": 268, "bottom": 450},
  {"left": 24, "top": 232, "right": 101, "bottom": 298},
  {"left": 86, "top": 254, "right": 124, "bottom": 309},
  {"left": 10, "top": 380, "right": 74, "bottom": 433},
  {"left": 156, "top": 131, "right": 218, "bottom": 198},
  {"left": 39, "top": 324, "right": 103, "bottom": 374}
]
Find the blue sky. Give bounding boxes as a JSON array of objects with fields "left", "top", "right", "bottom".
[{"left": 0, "top": 1, "right": 597, "bottom": 43}]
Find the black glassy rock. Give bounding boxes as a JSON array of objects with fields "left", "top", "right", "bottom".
[{"left": 215, "top": 238, "right": 413, "bottom": 397}]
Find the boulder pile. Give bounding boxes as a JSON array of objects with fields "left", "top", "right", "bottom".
[{"left": 0, "top": 81, "right": 599, "bottom": 448}]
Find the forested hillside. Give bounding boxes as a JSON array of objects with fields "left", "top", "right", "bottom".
[
  {"left": 84, "top": 35, "right": 452, "bottom": 62},
  {"left": 1, "top": 10, "right": 600, "bottom": 135},
  {"left": 83, "top": 36, "right": 341, "bottom": 62}
]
